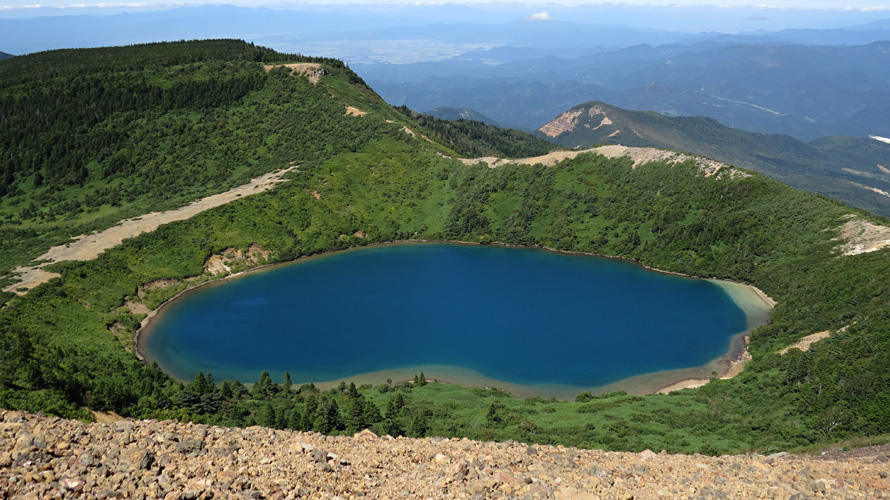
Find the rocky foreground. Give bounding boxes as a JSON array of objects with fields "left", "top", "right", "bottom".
[{"left": 1, "top": 410, "right": 889, "bottom": 499}]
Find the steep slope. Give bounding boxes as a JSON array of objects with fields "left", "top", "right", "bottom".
[
  {"left": 0, "top": 40, "right": 382, "bottom": 281},
  {"left": 536, "top": 101, "right": 890, "bottom": 216},
  {"left": 0, "top": 51, "right": 12, "bottom": 61},
  {"left": 1, "top": 40, "right": 890, "bottom": 457},
  {"left": 0, "top": 40, "right": 551, "bottom": 287}
]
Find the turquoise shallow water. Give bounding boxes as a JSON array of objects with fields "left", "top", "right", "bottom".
[{"left": 141, "top": 243, "right": 752, "bottom": 390}]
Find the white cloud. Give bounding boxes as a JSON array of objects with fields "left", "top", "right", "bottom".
[{"left": 525, "top": 11, "right": 552, "bottom": 22}]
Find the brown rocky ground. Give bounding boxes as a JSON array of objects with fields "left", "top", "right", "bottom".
[{"left": 2, "top": 410, "right": 889, "bottom": 499}]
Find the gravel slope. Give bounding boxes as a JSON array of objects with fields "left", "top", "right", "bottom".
[{"left": 2, "top": 410, "right": 889, "bottom": 499}]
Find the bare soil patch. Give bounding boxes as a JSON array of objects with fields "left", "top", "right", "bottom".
[
  {"left": 538, "top": 109, "right": 582, "bottom": 137},
  {"left": 780, "top": 325, "right": 850, "bottom": 355},
  {"left": 203, "top": 244, "right": 272, "bottom": 277},
  {"left": 124, "top": 300, "right": 150, "bottom": 316},
  {"left": 142, "top": 278, "right": 181, "bottom": 292},
  {"left": 835, "top": 216, "right": 890, "bottom": 256},
  {"left": 263, "top": 63, "right": 323, "bottom": 83},
  {"left": 780, "top": 331, "right": 832, "bottom": 355}
]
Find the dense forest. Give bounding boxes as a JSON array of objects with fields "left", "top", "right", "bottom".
[{"left": 1, "top": 40, "right": 889, "bottom": 456}]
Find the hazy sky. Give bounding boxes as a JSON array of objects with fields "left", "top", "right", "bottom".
[{"left": 1, "top": 0, "right": 889, "bottom": 11}]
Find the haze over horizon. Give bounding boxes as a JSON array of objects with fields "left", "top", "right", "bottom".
[
  {"left": 2, "top": 0, "right": 890, "bottom": 56},
  {"left": 2, "top": 0, "right": 890, "bottom": 10}
]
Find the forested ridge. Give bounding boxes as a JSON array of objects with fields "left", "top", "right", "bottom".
[{"left": 1, "top": 41, "right": 889, "bottom": 456}]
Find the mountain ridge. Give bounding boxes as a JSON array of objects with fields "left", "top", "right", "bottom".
[{"left": 535, "top": 101, "right": 890, "bottom": 216}]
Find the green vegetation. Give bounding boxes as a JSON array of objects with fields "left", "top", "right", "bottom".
[
  {"left": 1, "top": 41, "right": 889, "bottom": 456},
  {"left": 0, "top": 40, "right": 392, "bottom": 277},
  {"left": 0, "top": 41, "right": 558, "bottom": 278}
]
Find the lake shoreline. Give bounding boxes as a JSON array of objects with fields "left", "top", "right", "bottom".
[{"left": 134, "top": 239, "right": 776, "bottom": 397}]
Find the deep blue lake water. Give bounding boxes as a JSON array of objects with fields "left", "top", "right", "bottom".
[{"left": 141, "top": 243, "right": 755, "bottom": 391}]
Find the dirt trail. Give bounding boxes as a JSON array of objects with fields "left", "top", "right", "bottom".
[{"left": 4, "top": 167, "right": 296, "bottom": 295}]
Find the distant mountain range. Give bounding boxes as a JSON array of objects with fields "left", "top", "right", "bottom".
[
  {"left": 0, "top": 52, "right": 12, "bottom": 61},
  {"left": 534, "top": 101, "right": 890, "bottom": 216},
  {"left": 5, "top": 3, "right": 889, "bottom": 57},
  {"left": 360, "top": 41, "right": 890, "bottom": 141}
]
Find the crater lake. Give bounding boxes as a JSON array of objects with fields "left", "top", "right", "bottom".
[{"left": 139, "top": 243, "right": 772, "bottom": 397}]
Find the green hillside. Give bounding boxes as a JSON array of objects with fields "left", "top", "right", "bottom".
[
  {"left": 535, "top": 101, "right": 890, "bottom": 217},
  {"left": 0, "top": 40, "right": 551, "bottom": 282},
  {"left": 1, "top": 41, "right": 890, "bottom": 456}
]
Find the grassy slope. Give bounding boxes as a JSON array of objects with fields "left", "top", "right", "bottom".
[{"left": 1, "top": 41, "right": 889, "bottom": 456}]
